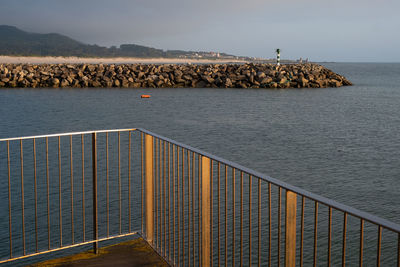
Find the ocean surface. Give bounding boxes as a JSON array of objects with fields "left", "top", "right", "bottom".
[{"left": 0, "top": 63, "right": 399, "bottom": 265}]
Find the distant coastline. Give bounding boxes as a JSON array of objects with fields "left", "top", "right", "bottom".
[{"left": 0, "top": 56, "right": 251, "bottom": 65}]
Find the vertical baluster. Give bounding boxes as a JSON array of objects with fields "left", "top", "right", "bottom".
[
  {"left": 218, "top": 163, "right": 221, "bottom": 267},
  {"left": 118, "top": 132, "right": 121, "bottom": 234},
  {"left": 225, "top": 165, "right": 228, "bottom": 267},
  {"left": 377, "top": 226, "right": 382, "bottom": 267},
  {"left": 278, "top": 187, "right": 281, "bottom": 267},
  {"left": 359, "top": 219, "right": 364, "bottom": 267},
  {"left": 300, "top": 197, "right": 305, "bottom": 267},
  {"left": 46, "top": 137, "right": 50, "bottom": 249},
  {"left": 249, "top": 175, "right": 252, "bottom": 267},
  {"left": 258, "top": 178, "right": 261, "bottom": 267},
  {"left": 199, "top": 156, "right": 202, "bottom": 267},
  {"left": 168, "top": 142, "right": 171, "bottom": 261},
  {"left": 240, "top": 171, "right": 243, "bottom": 267},
  {"left": 7, "top": 141, "right": 12, "bottom": 258},
  {"left": 232, "top": 168, "right": 236, "bottom": 267},
  {"left": 268, "top": 183, "right": 271, "bottom": 267},
  {"left": 33, "top": 139, "right": 38, "bottom": 252},
  {"left": 188, "top": 150, "right": 191, "bottom": 267},
  {"left": 155, "top": 139, "right": 158, "bottom": 247},
  {"left": 58, "top": 136, "right": 62, "bottom": 247},
  {"left": 159, "top": 139, "right": 162, "bottom": 251},
  {"left": 128, "top": 131, "right": 132, "bottom": 232},
  {"left": 177, "top": 146, "right": 180, "bottom": 266},
  {"left": 92, "top": 133, "right": 98, "bottom": 253},
  {"left": 20, "top": 140, "right": 25, "bottom": 255},
  {"left": 173, "top": 145, "right": 176, "bottom": 264},
  {"left": 328, "top": 207, "right": 332, "bottom": 267},
  {"left": 81, "top": 135, "right": 85, "bottom": 242},
  {"left": 182, "top": 148, "right": 185, "bottom": 266},
  {"left": 314, "top": 202, "right": 319, "bottom": 267},
  {"left": 141, "top": 132, "right": 144, "bottom": 235},
  {"left": 342, "top": 213, "right": 347, "bottom": 267},
  {"left": 69, "top": 136, "right": 74, "bottom": 245},
  {"left": 210, "top": 161, "right": 213, "bottom": 267},
  {"left": 192, "top": 152, "right": 195, "bottom": 267},
  {"left": 106, "top": 133, "right": 109, "bottom": 237},
  {"left": 164, "top": 141, "right": 167, "bottom": 257}
]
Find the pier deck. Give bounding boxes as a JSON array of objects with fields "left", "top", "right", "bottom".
[{"left": 30, "top": 238, "right": 168, "bottom": 267}]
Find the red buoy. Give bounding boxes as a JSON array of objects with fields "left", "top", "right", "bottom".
[{"left": 141, "top": 95, "right": 151, "bottom": 98}]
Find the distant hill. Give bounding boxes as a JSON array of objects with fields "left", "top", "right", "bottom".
[{"left": 0, "top": 25, "right": 241, "bottom": 59}]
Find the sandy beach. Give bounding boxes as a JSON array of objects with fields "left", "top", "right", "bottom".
[{"left": 0, "top": 56, "right": 250, "bottom": 65}]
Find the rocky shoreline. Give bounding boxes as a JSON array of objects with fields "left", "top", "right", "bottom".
[{"left": 0, "top": 63, "right": 352, "bottom": 89}]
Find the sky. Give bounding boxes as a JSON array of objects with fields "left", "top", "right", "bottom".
[{"left": 0, "top": 0, "right": 399, "bottom": 62}]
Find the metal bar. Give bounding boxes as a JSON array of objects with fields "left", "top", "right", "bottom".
[
  {"left": 328, "top": 207, "right": 332, "bottom": 267},
  {"left": 46, "top": 137, "right": 50, "bottom": 249},
  {"left": 210, "top": 160, "right": 213, "bottom": 267},
  {"left": 141, "top": 132, "right": 144, "bottom": 235},
  {"left": 168, "top": 142, "right": 171, "bottom": 262},
  {"left": 145, "top": 134, "right": 154, "bottom": 244},
  {"left": 182, "top": 147, "right": 185, "bottom": 266},
  {"left": 285, "top": 190, "right": 297, "bottom": 267},
  {"left": 199, "top": 155, "right": 202, "bottom": 267},
  {"left": 249, "top": 175, "right": 252, "bottom": 267},
  {"left": 164, "top": 141, "right": 167, "bottom": 257},
  {"left": 201, "top": 156, "right": 211, "bottom": 267},
  {"left": 58, "top": 136, "right": 62, "bottom": 247},
  {"left": 0, "top": 128, "right": 137, "bottom": 142},
  {"left": 0, "top": 232, "right": 139, "bottom": 264},
  {"left": 240, "top": 171, "right": 243, "bottom": 267},
  {"left": 300, "top": 196, "right": 305, "bottom": 267},
  {"left": 397, "top": 233, "right": 400, "bottom": 267},
  {"left": 118, "top": 132, "right": 121, "bottom": 234},
  {"left": 377, "top": 226, "right": 382, "bottom": 267},
  {"left": 232, "top": 168, "right": 236, "bottom": 267},
  {"left": 225, "top": 165, "right": 228, "bottom": 267},
  {"left": 342, "top": 212, "right": 347, "bottom": 267},
  {"left": 137, "top": 129, "right": 400, "bottom": 234},
  {"left": 81, "top": 135, "right": 85, "bottom": 242},
  {"left": 157, "top": 139, "right": 163, "bottom": 253},
  {"left": 177, "top": 146, "right": 180, "bottom": 266},
  {"left": 314, "top": 202, "right": 318, "bottom": 267},
  {"left": 92, "top": 133, "right": 98, "bottom": 253},
  {"left": 7, "top": 141, "right": 12, "bottom": 258},
  {"left": 268, "top": 182, "right": 271, "bottom": 267},
  {"left": 258, "top": 178, "right": 261, "bottom": 267},
  {"left": 33, "top": 138, "right": 38, "bottom": 252},
  {"left": 278, "top": 187, "right": 282, "bottom": 267},
  {"left": 173, "top": 144, "right": 176, "bottom": 264},
  {"left": 188, "top": 149, "right": 191, "bottom": 267},
  {"left": 70, "top": 135, "right": 74, "bottom": 245},
  {"left": 128, "top": 131, "right": 132, "bottom": 232},
  {"left": 218, "top": 162, "right": 221, "bottom": 267},
  {"left": 155, "top": 139, "right": 158, "bottom": 248},
  {"left": 359, "top": 219, "right": 364, "bottom": 267},
  {"left": 106, "top": 132, "right": 109, "bottom": 237},
  {"left": 192, "top": 151, "right": 195, "bottom": 267}
]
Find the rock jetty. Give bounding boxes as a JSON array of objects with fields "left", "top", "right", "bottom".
[{"left": 0, "top": 63, "right": 352, "bottom": 89}]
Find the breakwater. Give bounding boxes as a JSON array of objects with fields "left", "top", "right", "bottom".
[{"left": 0, "top": 63, "right": 352, "bottom": 88}]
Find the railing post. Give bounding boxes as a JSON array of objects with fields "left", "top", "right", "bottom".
[
  {"left": 285, "top": 190, "right": 297, "bottom": 267},
  {"left": 145, "top": 134, "right": 154, "bottom": 243},
  {"left": 92, "top": 132, "right": 98, "bottom": 254},
  {"left": 201, "top": 156, "right": 211, "bottom": 267}
]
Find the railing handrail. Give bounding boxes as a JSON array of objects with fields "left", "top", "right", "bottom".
[
  {"left": 137, "top": 128, "right": 400, "bottom": 234},
  {"left": 0, "top": 128, "right": 137, "bottom": 142}
]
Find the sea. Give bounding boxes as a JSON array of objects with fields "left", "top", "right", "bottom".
[{"left": 0, "top": 63, "right": 399, "bottom": 266}]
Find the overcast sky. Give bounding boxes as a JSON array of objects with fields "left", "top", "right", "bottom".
[{"left": 1, "top": 0, "right": 399, "bottom": 62}]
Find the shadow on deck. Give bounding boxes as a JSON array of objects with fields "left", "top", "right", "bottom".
[{"left": 29, "top": 238, "right": 169, "bottom": 267}]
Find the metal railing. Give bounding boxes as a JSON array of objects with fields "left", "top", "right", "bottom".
[{"left": 1, "top": 128, "right": 400, "bottom": 266}]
